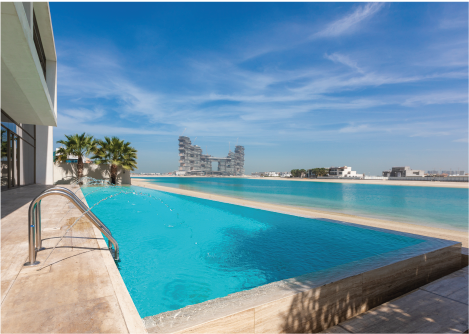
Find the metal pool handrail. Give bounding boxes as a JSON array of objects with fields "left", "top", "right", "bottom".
[
  {"left": 36, "top": 186, "right": 113, "bottom": 245},
  {"left": 24, "top": 187, "right": 119, "bottom": 266}
]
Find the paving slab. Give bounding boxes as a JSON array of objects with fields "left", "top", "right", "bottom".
[
  {"left": 421, "top": 267, "right": 468, "bottom": 305},
  {"left": 322, "top": 267, "right": 469, "bottom": 333}
]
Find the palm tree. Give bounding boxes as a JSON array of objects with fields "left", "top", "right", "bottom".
[
  {"left": 56, "top": 133, "right": 97, "bottom": 180},
  {"left": 93, "top": 136, "right": 137, "bottom": 184}
]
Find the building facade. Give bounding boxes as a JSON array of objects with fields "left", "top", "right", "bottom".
[
  {"left": 382, "top": 166, "right": 425, "bottom": 177},
  {"left": 178, "top": 136, "right": 245, "bottom": 176},
  {"left": 1, "top": 2, "right": 57, "bottom": 191},
  {"left": 328, "top": 166, "right": 363, "bottom": 178}
]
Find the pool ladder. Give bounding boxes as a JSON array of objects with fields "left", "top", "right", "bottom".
[{"left": 24, "top": 186, "right": 119, "bottom": 266}]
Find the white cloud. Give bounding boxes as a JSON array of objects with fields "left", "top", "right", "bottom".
[
  {"left": 55, "top": 14, "right": 467, "bottom": 145},
  {"left": 339, "top": 124, "right": 371, "bottom": 133},
  {"left": 325, "top": 53, "right": 364, "bottom": 73},
  {"left": 61, "top": 107, "right": 106, "bottom": 121},
  {"left": 402, "top": 92, "right": 468, "bottom": 107},
  {"left": 453, "top": 137, "right": 468, "bottom": 143},
  {"left": 56, "top": 114, "right": 165, "bottom": 136},
  {"left": 314, "top": 3, "right": 385, "bottom": 38}
]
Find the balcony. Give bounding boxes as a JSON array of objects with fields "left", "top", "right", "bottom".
[{"left": 179, "top": 153, "right": 185, "bottom": 156}]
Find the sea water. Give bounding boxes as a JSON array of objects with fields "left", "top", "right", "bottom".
[{"left": 135, "top": 177, "right": 468, "bottom": 231}]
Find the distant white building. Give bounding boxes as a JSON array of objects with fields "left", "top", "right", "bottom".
[
  {"left": 280, "top": 172, "right": 292, "bottom": 178},
  {"left": 264, "top": 171, "right": 279, "bottom": 177},
  {"left": 328, "top": 166, "right": 363, "bottom": 178},
  {"left": 175, "top": 171, "right": 186, "bottom": 176}
]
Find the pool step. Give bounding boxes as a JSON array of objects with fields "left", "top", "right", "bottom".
[{"left": 322, "top": 266, "right": 468, "bottom": 333}]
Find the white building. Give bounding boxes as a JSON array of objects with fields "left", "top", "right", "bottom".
[
  {"left": 383, "top": 167, "right": 425, "bottom": 177},
  {"left": 264, "top": 171, "right": 279, "bottom": 177},
  {"left": 2, "top": 2, "right": 57, "bottom": 191},
  {"left": 280, "top": 172, "right": 292, "bottom": 178},
  {"left": 328, "top": 166, "right": 363, "bottom": 178}
]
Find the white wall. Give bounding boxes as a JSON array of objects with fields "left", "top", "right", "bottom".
[
  {"left": 54, "top": 163, "right": 131, "bottom": 185},
  {"left": 35, "top": 125, "right": 54, "bottom": 184}
]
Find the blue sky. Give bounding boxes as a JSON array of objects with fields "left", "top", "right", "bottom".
[{"left": 50, "top": 2, "right": 468, "bottom": 175}]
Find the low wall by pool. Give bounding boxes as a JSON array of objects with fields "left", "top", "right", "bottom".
[{"left": 143, "top": 232, "right": 461, "bottom": 333}]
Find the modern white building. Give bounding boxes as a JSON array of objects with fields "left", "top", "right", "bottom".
[
  {"left": 1, "top": 2, "right": 57, "bottom": 191},
  {"left": 382, "top": 167, "right": 425, "bottom": 177},
  {"left": 280, "top": 172, "right": 292, "bottom": 178},
  {"left": 328, "top": 166, "right": 363, "bottom": 178}
]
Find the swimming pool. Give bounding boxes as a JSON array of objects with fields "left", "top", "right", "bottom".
[
  {"left": 135, "top": 177, "right": 469, "bottom": 231},
  {"left": 81, "top": 185, "right": 455, "bottom": 319}
]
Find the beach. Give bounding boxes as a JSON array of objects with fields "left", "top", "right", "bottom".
[{"left": 132, "top": 175, "right": 468, "bottom": 189}]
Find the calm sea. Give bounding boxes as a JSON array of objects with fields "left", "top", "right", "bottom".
[{"left": 134, "top": 177, "right": 468, "bottom": 231}]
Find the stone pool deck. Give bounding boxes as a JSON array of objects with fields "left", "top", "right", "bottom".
[
  {"left": 1, "top": 185, "right": 146, "bottom": 333},
  {"left": 322, "top": 266, "right": 468, "bottom": 333}
]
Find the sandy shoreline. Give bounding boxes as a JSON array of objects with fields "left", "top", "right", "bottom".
[
  {"left": 131, "top": 175, "right": 468, "bottom": 188},
  {"left": 132, "top": 179, "right": 468, "bottom": 248}
]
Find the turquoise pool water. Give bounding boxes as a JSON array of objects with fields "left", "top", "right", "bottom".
[
  {"left": 82, "top": 185, "right": 429, "bottom": 318},
  {"left": 135, "top": 177, "right": 468, "bottom": 231}
]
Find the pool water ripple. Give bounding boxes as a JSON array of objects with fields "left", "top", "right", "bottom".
[{"left": 82, "top": 185, "right": 431, "bottom": 317}]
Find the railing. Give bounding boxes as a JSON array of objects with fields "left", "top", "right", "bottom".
[{"left": 24, "top": 186, "right": 119, "bottom": 266}]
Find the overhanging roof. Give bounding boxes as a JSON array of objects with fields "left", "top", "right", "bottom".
[{"left": 1, "top": 2, "right": 57, "bottom": 126}]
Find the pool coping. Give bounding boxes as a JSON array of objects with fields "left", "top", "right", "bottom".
[{"left": 81, "top": 187, "right": 148, "bottom": 333}]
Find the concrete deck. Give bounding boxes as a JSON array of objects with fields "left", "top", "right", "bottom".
[
  {"left": 322, "top": 266, "right": 468, "bottom": 333},
  {"left": 1, "top": 185, "right": 146, "bottom": 333}
]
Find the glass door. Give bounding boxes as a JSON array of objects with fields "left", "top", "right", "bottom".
[
  {"left": 1, "top": 129, "right": 20, "bottom": 190},
  {"left": 1, "top": 129, "right": 8, "bottom": 190}
]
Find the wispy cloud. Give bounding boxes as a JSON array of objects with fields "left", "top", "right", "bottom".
[
  {"left": 453, "top": 137, "right": 468, "bottom": 143},
  {"left": 339, "top": 124, "right": 371, "bottom": 133},
  {"left": 314, "top": 3, "right": 385, "bottom": 38},
  {"left": 402, "top": 92, "right": 468, "bottom": 107},
  {"left": 55, "top": 1, "right": 468, "bottom": 167},
  {"left": 325, "top": 53, "right": 364, "bottom": 73}
]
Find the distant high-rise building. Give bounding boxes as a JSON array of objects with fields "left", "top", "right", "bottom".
[{"left": 178, "top": 136, "right": 245, "bottom": 176}]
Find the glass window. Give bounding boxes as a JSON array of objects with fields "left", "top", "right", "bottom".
[{"left": 1, "top": 111, "right": 36, "bottom": 190}]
